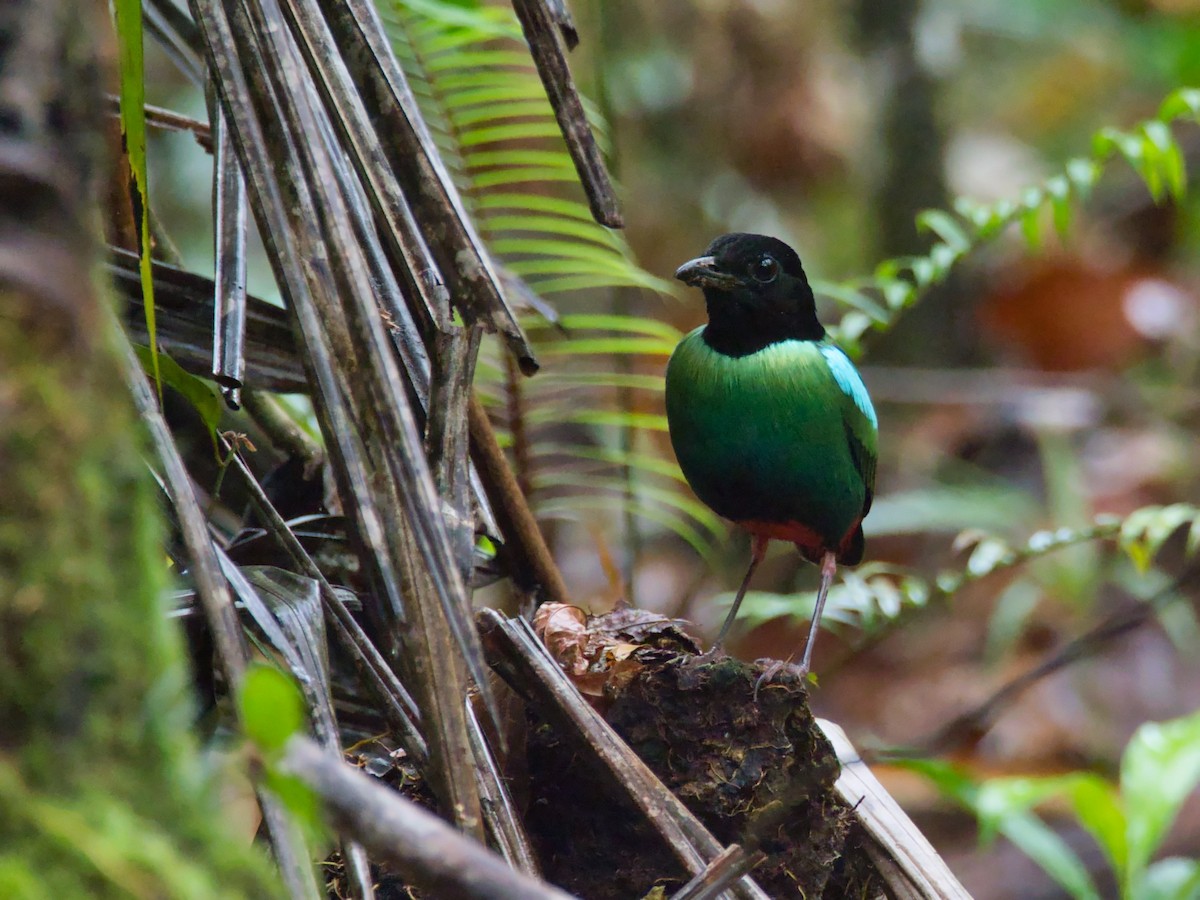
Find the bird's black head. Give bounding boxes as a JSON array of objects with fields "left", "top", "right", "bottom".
[{"left": 675, "top": 232, "right": 823, "bottom": 357}]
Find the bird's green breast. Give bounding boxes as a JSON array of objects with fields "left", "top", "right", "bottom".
[{"left": 665, "top": 328, "right": 876, "bottom": 547}]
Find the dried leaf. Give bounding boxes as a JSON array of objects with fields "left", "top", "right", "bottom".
[{"left": 533, "top": 603, "right": 589, "bottom": 675}]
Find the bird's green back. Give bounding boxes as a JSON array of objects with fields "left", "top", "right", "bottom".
[{"left": 665, "top": 328, "right": 877, "bottom": 551}]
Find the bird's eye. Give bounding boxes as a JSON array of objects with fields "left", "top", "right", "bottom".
[{"left": 750, "top": 255, "right": 779, "bottom": 283}]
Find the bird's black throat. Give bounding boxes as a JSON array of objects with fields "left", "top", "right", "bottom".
[
  {"left": 676, "top": 232, "right": 827, "bottom": 357},
  {"left": 700, "top": 293, "right": 826, "bottom": 357}
]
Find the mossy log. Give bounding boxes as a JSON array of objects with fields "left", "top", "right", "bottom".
[{"left": 0, "top": 2, "right": 278, "bottom": 896}]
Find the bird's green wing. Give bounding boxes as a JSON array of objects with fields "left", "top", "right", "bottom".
[
  {"left": 845, "top": 421, "right": 876, "bottom": 515},
  {"left": 819, "top": 345, "right": 878, "bottom": 516}
]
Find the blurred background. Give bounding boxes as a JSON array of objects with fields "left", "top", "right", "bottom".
[
  {"left": 569, "top": 4, "right": 1200, "bottom": 895},
  {"left": 138, "top": 0, "right": 1200, "bottom": 896}
]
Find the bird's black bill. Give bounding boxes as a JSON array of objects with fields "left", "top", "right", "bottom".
[{"left": 675, "top": 255, "right": 740, "bottom": 291}]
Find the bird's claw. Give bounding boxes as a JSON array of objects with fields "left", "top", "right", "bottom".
[
  {"left": 695, "top": 641, "right": 728, "bottom": 662},
  {"left": 752, "top": 658, "right": 808, "bottom": 701}
]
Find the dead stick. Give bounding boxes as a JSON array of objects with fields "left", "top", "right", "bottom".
[
  {"left": 468, "top": 394, "right": 571, "bottom": 605},
  {"left": 279, "top": 736, "right": 575, "bottom": 900},
  {"left": 669, "top": 845, "right": 765, "bottom": 900}
]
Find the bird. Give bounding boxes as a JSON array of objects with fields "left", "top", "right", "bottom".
[{"left": 665, "top": 232, "right": 877, "bottom": 677}]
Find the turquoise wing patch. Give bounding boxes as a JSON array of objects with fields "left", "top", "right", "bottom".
[{"left": 819, "top": 346, "right": 878, "bottom": 428}]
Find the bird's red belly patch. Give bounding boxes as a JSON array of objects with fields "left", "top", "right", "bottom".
[
  {"left": 736, "top": 518, "right": 858, "bottom": 563},
  {"left": 737, "top": 518, "right": 827, "bottom": 557}
]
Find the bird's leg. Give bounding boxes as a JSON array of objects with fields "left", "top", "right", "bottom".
[
  {"left": 753, "top": 550, "right": 838, "bottom": 697},
  {"left": 700, "top": 535, "right": 769, "bottom": 659},
  {"left": 798, "top": 550, "right": 838, "bottom": 674}
]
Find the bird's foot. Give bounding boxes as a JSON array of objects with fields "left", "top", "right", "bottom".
[
  {"left": 752, "top": 658, "right": 808, "bottom": 702},
  {"left": 694, "top": 640, "right": 729, "bottom": 663}
]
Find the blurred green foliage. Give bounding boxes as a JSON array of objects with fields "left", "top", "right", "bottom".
[{"left": 899, "top": 708, "right": 1200, "bottom": 899}]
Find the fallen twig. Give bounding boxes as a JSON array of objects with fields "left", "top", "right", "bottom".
[{"left": 279, "top": 735, "right": 575, "bottom": 899}]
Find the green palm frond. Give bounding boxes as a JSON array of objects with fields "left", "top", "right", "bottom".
[
  {"left": 376, "top": 0, "right": 710, "bottom": 561},
  {"left": 378, "top": 0, "right": 672, "bottom": 298},
  {"left": 478, "top": 311, "right": 723, "bottom": 560}
]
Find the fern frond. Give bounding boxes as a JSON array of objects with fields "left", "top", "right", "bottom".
[
  {"left": 374, "top": 1, "right": 711, "bottom": 559},
  {"left": 826, "top": 87, "right": 1200, "bottom": 352},
  {"left": 737, "top": 503, "right": 1200, "bottom": 637},
  {"left": 476, "top": 308, "right": 723, "bottom": 558},
  {"left": 378, "top": 0, "right": 661, "bottom": 297},
  {"left": 536, "top": 494, "right": 718, "bottom": 559}
]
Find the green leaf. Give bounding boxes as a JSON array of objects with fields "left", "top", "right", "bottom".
[
  {"left": 833, "top": 312, "right": 871, "bottom": 346},
  {"left": 973, "top": 207, "right": 1003, "bottom": 236},
  {"left": 974, "top": 778, "right": 1103, "bottom": 900},
  {"left": 864, "top": 486, "right": 1036, "bottom": 537},
  {"left": 811, "top": 280, "right": 889, "bottom": 321},
  {"left": 1125, "top": 540, "right": 1152, "bottom": 574},
  {"left": 443, "top": 84, "right": 551, "bottom": 109},
  {"left": 262, "top": 769, "right": 327, "bottom": 850},
  {"left": 385, "top": 0, "right": 669, "bottom": 313},
  {"left": 132, "top": 345, "right": 222, "bottom": 438},
  {"left": 475, "top": 192, "right": 599, "bottom": 221},
  {"left": 739, "top": 563, "right": 928, "bottom": 632},
  {"left": 910, "top": 256, "right": 935, "bottom": 286},
  {"left": 490, "top": 237, "right": 649, "bottom": 272},
  {"left": 392, "top": 0, "right": 519, "bottom": 35},
  {"left": 473, "top": 167, "right": 593, "bottom": 188},
  {"left": 533, "top": 470, "right": 726, "bottom": 536},
  {"left": 915, "top": 209, "right": 970, "bottom": 253},
  {"left": 929, "top": 242, "right": 958, "bottom": 274},
  {"left": 892, "top": 758, "right": 979, "bottom": 806},
  {"left": 878, "top": 277, "right": 914, "bottom": 310},
  {"left": 1045, "top": 175, "right": 1073, "bottom": 239},
  {"left": 1020, "top": 205, "right": 1042, "bottom": 248},
  {"left": 1120, "top": 711, "right": 1200, "bottom": 888},
  {"left": 459, "top": 121, "right": 569, "bottom": 146},
  {"left": 965, "top": 537, "right": 1016, "bottom": 577},
  {"left": 976, "top": 776, "right": 1078, "bottom": 840},
  {"left": 527, "top": 272, "right": 669, "bottom": 295},
  {"left": 1120, "top": 504, "right": 1199, "bottom": 572},
  {"left": 999, "top": 812, "right": 1101, "bottom": 900},
  {"left": 1061, "top": 775, "right": 1128, "bottom": 884},
  {"left": 480, "top": 213, "right": 623, "bottom": 246},
  {"left": 1066, "top": 157, "right": 1099, "bottom": 195},
  {"left": 453, "top": 101, "right": 559, "bottom": 127},
  {"left": 874, "top": 257, "right": 906, "bottom": 280},
  {"left": 550, "top": 313, "right": 684, "bottom": 341},
  {"left": 1158, "top": 88, "right": 1200, "bottom": 121},
  {"left": 238, "top": 664, "right": 306, "bottom": 753},
  {"left": 528, "top": 372, "right": 667, "bottom": 393},
  {"left": 424, "top": 49, "right": 538, "bottom": 71},
  {"left": 525, "top": 408, "right": 670, "bottom": 431},
  {"left": 1141, "top": 120, "right": 1186, "bottom": 200},
  {"left": 984, "top": 578, "right": 1042, "bottom": 662},
  {"left": 830, "top": 88, "right": 1200, "bottom": 349},
  {"left": 531, "top": 441, "right": 685, "bottom": 481},
  {"left": 509, "top": 256, "right": 655, "bottom": 278},
  {"left": 113, "top": 0, "right": 160, "bottom": 398},
  {"left": 1093, "top": 127, "right": 1122, "bottom": 160},
  {"left": 536, "top": 494, "right": 718, "bottom": 559},
  {"left": 536, "top": 337, "right": 675, "bottom": 357},
  {"left": 1137, "top": 858, "right": 1200, "bottom": 900}
]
